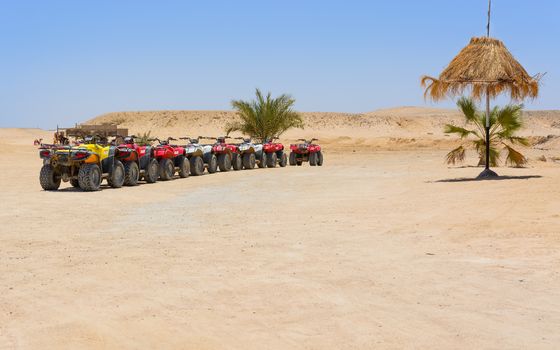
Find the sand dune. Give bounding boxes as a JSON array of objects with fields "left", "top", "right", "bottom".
[{"left": 86, "top": 107, "right": 560, "bottom": 151}]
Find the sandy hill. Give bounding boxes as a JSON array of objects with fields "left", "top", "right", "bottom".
[{"left": 86, "top": 107, "right": 560, "bottom": 151}]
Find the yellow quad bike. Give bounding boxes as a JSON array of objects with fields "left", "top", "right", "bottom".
[{"left": 39, "top": 136, "right": 125, "bottom": 191}]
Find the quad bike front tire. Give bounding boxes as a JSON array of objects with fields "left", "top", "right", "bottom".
[
  {"left": 207, "top": 154, "right": 218, "bottom": 174},
  {"left": 145, "top": 158, "right": 159, "bottom": 183},
  {"left": 108, "top": 160, "right": 125, "bottom": 188},
  {"left": 159, "top": 158, "right": 174, "bottom": 181},
  {"left": 218, "top": 153, "right": 231, "bottom": 172},
  {"left": 190, "top": 156, "right": 204, "bottom": 176},
  {"left": 177, "top": 156, "right": 190, "bottom": 178},
  {"left": 243, "top": 153, "right": 256, "bottom": 169},
  {"left": 309, "top": 152, "right": 317, "bottom": 166},
  {"left": 78, "top": 163, "right": 101, "bottom": 191},
  {"left": 124, "top": 161, "right": 140, "bottom": 186},
  {"left": 279, "top": 152, "right": 288, "bottom": 167},
  {"left": 267, "top": 152, "right": 277, "bottom": 168},
  {"left": 70, "top": 178, "right": 80, "bottom": 188},
  {"left": 289, "top": 152, "right": 297, "bottom": 166},
  {"left": 232, "top": 153, "right": 243, "bottom": 171},
  {"left": 39, "top": 164, "right": 61, "bottom": 191},
  {"left": 317, "top": 151, "right": 323, "bottom": 166},
  {"left": 258, "top": 152, "right": 267, "bottom": 168}
]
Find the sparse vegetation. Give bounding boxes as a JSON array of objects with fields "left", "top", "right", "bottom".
[
  {"left": 226, "top": 89, "right": 304, "bottom": 142},
  {"left": 445, "top": 97, "right": 529, "bottom": 167},
  {"left": 136, "top": 131, "right": 152, "bottom": 145}
]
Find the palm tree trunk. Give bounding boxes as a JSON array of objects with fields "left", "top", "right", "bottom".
[{"left": 478, "top": 86, "right": 498, "bottom": 178}]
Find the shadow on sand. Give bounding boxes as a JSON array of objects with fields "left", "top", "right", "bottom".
[{"left": 432, "top": 175, "right": 542, "bottom": 183}]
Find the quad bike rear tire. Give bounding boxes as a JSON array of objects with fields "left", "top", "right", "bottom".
[
  {"left": 218, "top": 153, "right": 231, "bottom": 172},
  {"left": 159, "top": 158, "right": 174, "bottom": 181},
  {"left": 279, "top": 152, "right": 287, "bottom": 167},
  {"left": 232, "top": 153, "right": 243, "bottom": 171},
  {"left": 145, "top": 158, "right": 159, "bottom": 183},
  {"left": 317, "top": 151, "right": 323, "bottom": 166},
  {"left": 309, "top": 152, "right": 317, "bottom": 166},
  {"left": 124, "top": 161, "right": 139, "bottom": 186},
  {"left": 207, "top": 154, "right": 218, "bottom": 174},
  {"left": 258, "top": 152, "right": 267, "bottom": 168},
  {"left": 39, "top": 164, "right": 61, "bottom": 191},
  {"left": 267, "top": 152, "right": 277, "bottom": 168},
  {"left": 190, "top": 156, "right": 204, "bottom": 176},
  {"left": 177, "top": 155, "right": 190, "bottom": 178},
  {"left": 108, "top": 160, "right": 125, "bottom": 188},
  {"left": 243, "top": 153, "right": 256, "bottom": 169},
  {"left": 78, "top": 163, "right": 101, "bottom": 191},
  {"left": 70, "top": 178, "right": 80, "bottom": 188},
  {"left": 289, "top": 152, "right": 297, "bottom": 166}
]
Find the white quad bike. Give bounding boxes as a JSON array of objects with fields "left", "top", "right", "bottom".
[
  {"left": 179, "top": 137, "right": 209, "bottom": 175},
  {"left": 234, "top": 137, "right": 267, "bottom": 169}
]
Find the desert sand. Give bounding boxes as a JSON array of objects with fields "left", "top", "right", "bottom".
[{"left": 1, "top": 107, "right": 560, "bottom": 349}]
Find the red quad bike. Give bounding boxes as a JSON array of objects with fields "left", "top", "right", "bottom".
[
  {"left": 203, "top": 136, "right": 241, "bottom": 172},
  {"left": 263, "top": 137, "right": 288, "bottom": 168},
  {"left": 289, "top": 138, "right": 324, "bottom": 166},
  {"left": 178, "top": 137, "right": 206, "bottom": 176},
  {"left": 150, "top": 137, "right": 190, "bottom": 180},
  {"left": 115, "top": 135, "right": 159, "bottom": 185}
]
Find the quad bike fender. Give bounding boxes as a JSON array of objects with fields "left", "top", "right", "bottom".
[{"left": 84, "top": 153, "right": 100, "bottom": 163}]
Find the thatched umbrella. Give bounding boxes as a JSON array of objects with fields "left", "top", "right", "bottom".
[{"left": 421, "top": 2, "right": 540, "bottom": 178}]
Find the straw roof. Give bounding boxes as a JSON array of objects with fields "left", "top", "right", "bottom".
[{"left": 421, "top": 37, "right": 540, "bottom": 101}]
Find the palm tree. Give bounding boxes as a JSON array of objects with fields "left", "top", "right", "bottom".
[
  {"left": 226, "top": 89, "right": 304, "bottom": 142},
  {"left": 445, "top": 97, "right": 529, "bottom": 167}
]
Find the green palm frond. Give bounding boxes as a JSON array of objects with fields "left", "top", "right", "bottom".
[
  {"left": 444, "top": 124, "right": 475, "bottom": 138},
  {"left": 446, "top": 97, "right": 527, "bottom": 168},
  {"left": 227, "top": 88, "right": 304, "bottom": 142}
]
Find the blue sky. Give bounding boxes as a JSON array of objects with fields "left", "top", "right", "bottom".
[{"left": 1, "top": 0, "right": 558, "bottom": 128}]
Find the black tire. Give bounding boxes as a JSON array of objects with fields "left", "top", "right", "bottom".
[
  {"left": 218, "top": 153, "right": 231, "bottom": 172},
  {"left": 243, "top": 153, "right": 256, "bottom": 169},
  {"left": 159, "top": 158, "right": 174, "bottom": 181},
  {"left": 177, "top": 156, "right": 190, "bottom": 178},
  {"left": 309, "top": 152, "right": 317, "bottom": 166},
  {"left": 190, "top": 156, "right": 204, "bottom": 176},
  {"left": 108, "top": 160, "right": 125, "bottom": 188},
  {"left": 267, "top": 152, "right": 277, "bottom": 168},
  {"left": 70, "top": 178, "right": 80, "bottom": 188},
  {"left": 279, "top": 152, "right": 288, "bottom": 167},
  {"left": 144, "top": 158, "right": 159, "bottom": 183},
  {"left": 232, "top": 153, "right": 243, "bottom": 171},
  {"left": 39, "top": 164, "right": 61, "bottom": 191},
  {"left": 258, "top": 152, "right": 267, "bottom": 168},
  {"left": 207, "top": 154, "right": 218, "bottom": 174},
  {"left": 289, "top": 152, "right": 297, "bottom": 166},
  {"left": 124, "top": 162, "right": 140, "bottom": 186},
  {"left": 78, "top": 163, "right": 101, "bottom": 191},
  {"left": 317, "top": 151, "right": 323, "bottom": 166}
]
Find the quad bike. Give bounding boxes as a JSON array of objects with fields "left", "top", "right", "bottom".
[
  {"left": 178, "top": 137, "right": 206, "bottom": 176},
  {"left": 232, "top": 137, "right": 257, "bottom": 170},
  {"left": 39, "top": 135, "right": 126, "bottom": 191},
  {"left": 289, "top": 138, "right": 324, "bottom": 166},
  {"left": 150, "top": 137, "right": 189, "bottom": 181},
  {"left": 115, "top": 135, "right": 159, "bottom": 186},
  {"left": 201, "top": 136, "right": 240, "bottom": 172},
  {"left": 263, "top": 137, "right": 288, "bottom": 168}
]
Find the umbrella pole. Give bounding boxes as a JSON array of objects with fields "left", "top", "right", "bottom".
[{"left": 478, "top": 88, "right": 498, "bottom": 178}]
